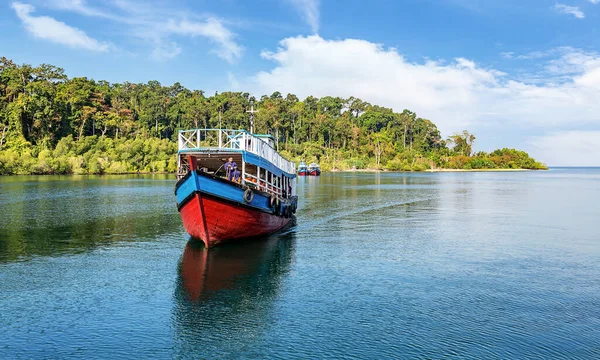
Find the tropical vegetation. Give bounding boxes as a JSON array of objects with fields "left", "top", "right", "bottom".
[{"left": 0, "top": 57, "right": 546, "bottom": 175}]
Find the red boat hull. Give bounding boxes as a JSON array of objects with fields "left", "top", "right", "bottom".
[{"left": 179, "top": 193, "right": 291, "bottom": 248}]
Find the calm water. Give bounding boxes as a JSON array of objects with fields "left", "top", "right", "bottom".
[{"left": 1, "top": 169, "right": 599, "bottom": 359}]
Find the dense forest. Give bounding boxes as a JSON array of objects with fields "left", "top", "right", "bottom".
[{"left": 0, "top": 57, "right": 546, "bottom": 175}]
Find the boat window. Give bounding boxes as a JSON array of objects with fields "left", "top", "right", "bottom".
[{"left": 179, "top": 153, "right": 243, "bottom": 179}]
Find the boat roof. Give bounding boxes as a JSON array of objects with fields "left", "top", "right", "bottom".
[
  {"left": 254, "top": 134, "right": 276, "bottom": 140},
  {"left": 177, "top": 128, "right": 296, "bottom": 177}
]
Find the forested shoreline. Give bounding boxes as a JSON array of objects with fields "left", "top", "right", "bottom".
[{"left": 0, "top": 57, "right": 546, "bottom": 175}]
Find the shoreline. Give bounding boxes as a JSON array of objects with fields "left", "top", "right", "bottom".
[
  {"left": 0, "top": 171, "right": 174, "bottom": 176},
  {"left": 331, "top": 168, "right": 538, "bottom": 173},
  {"left": 0, "top": 168, "right": 548, "bottom": 177},
  {"left": 425, "top": 168, "right": 534, "bottom": 172}
]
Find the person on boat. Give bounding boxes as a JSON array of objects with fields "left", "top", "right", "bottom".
[
  {"left": 224, "top": 157, "right": 237, "bottom": 180},
  {"left": 231, "top": 164, "right": 241, "bottom": 183}
]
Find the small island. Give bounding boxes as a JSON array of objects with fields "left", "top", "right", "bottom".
[{"left": 0, "top": 57, "right": 546, "bottom": 175}]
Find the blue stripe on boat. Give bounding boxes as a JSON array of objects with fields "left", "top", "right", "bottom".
[{"left": 175, "top": 171, "right": 273, "bottom": 213}]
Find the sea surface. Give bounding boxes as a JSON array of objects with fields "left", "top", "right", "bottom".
[{"left": 1, "top": 169, "right": 599, "bottom": 359}]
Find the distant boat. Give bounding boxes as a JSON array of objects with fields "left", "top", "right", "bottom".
[
  {"left": 174, "top": 127, "right": 298, "bottom": 248},
  {"left": 298, "top": 162, "right": 308, "bottom": 176},
  {"left": 308, "top": 163, "right": 321, "bottom": 176}
]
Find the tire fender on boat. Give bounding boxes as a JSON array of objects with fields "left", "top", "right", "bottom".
[
  {"left": 284, "top": 205, "right": 291, "bottom": 218},
  {"left": 291, "top": 201, "right": 297, "bottom": 214},
  {"left": 272, "top": 196, "right": 282, "bottom": 215},
  {"left": 244, "top": 188, "right": 254, "bottom": 203}
]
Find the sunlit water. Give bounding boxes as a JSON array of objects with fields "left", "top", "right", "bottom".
[{"left": 1, "top": 169, "right": 599, "bottom": 359}]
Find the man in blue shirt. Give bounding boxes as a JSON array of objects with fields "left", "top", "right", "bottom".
[{"left": 224, "top": 157, "right": 238, "bottom": 181}]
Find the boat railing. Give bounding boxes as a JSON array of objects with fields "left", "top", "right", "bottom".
[
  {"left": 178, "top": 129, "right": 296, "bottom": 174},
  {"left": 243, "top": 172, "right": 282, "bottom": 196}
]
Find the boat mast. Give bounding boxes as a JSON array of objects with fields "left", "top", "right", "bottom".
[{"left": 246, "top": 100, "right": 258, "bottom": 134}]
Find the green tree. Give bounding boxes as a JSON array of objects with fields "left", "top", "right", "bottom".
[
  {"left": 0, "top": 57, "right": 547, "bottom": 174},
  {"left": 447, "top": 130, "right": 476, "bottom": 156}
]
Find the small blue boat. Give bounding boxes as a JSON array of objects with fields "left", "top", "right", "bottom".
[
  {"left": 298, "top": 162, "right": 308, "bottom": 176},
  {"left": 308, "top": 163, "right": 321, "bottom": 176}
]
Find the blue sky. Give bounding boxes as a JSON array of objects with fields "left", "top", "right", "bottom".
[{"left": 2, "top": 0, "right": 600, "bottom": 165}]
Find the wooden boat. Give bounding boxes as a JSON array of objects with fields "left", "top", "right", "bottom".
[
  {"left": 308, "top": 163, "right": 321, "bottom": 176},
  {"left": 298, "top": 162, "right": 308, "bottom": 176},
  {"left": 174, "top": 127, "right": 298, "bottom": 248}
]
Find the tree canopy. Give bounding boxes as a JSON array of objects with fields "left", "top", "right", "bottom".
[{"left": 0, "top": 57, "right": 547, "bottom": 175}]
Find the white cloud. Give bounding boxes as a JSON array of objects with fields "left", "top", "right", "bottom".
[
  {"left": 44, "top": 0, "right": 243, "bottom": 62},
  {"left": 546, "top": 48, "right": 600, "bottom": 76},
  {"left": 553, "top": 4, "right": 585, "bottom": 19},
  {"left": 166, "top": 18, "right": 243, "bottom": 63},
  {"left": 287, "top": 0, "right": 319, "bottom": 33},
  {"left": 588, "top": 0, "right": 600, "bottom": 5},
  {"left": 252, "top": 36, "right": 501, "bottom": 132},
  {"left": 49, "top": 0, "right": 110, "bottom": 18},
  {"left": 506, "top": 49, "right": 556, "bottom": 60},
  {"left": 11, "top": 2, "right": 110, "bottom": 52},
  {"left": 245, "top": 36, "right": 600, "bottom": 165},
  {"left": 529, "top": 131, "right": 600, "bottom": 166},
  {"left": 150, "top": 40, "right": 182, "bottom": 61}
]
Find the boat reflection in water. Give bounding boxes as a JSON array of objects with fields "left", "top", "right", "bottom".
[{"left": 172, "top": 231, "right": 295, "bottom": 356}]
